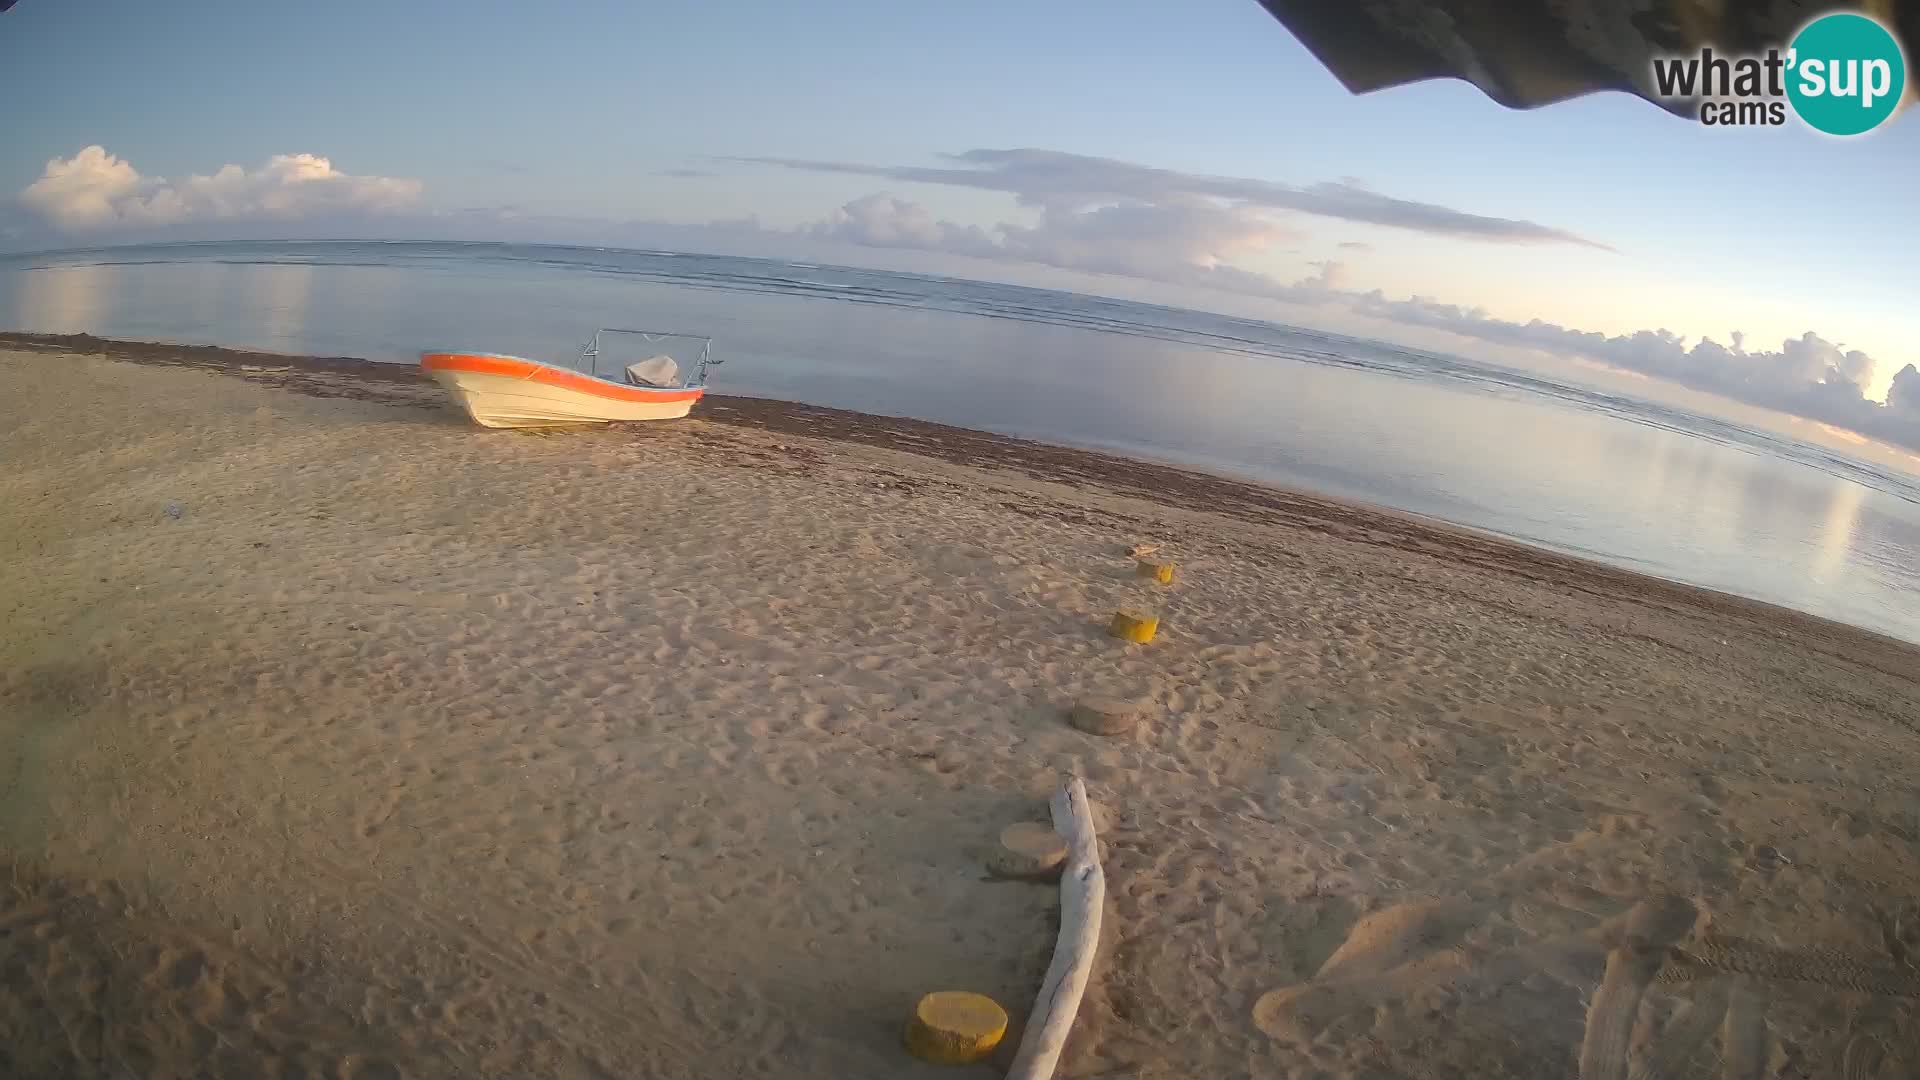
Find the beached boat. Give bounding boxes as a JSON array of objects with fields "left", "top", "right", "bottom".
[{"left": 422, "top": 328, "right": 720, "bottom": 428}]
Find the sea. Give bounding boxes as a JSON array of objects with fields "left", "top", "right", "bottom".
[{"left": 4, "top": 240, "right": 1916, "bottom": 645}]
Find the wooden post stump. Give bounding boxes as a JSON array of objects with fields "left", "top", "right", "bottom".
[
  {"left": 1107, "top": 610, "right": 1157, "bottom": 643},
  {"left": 1069, "top": 696, "right": 1140, "bottom": 736},
  {"left": 1136, "top": 559, "right": 1175, "bottom": 584},
  {"left": 988, "top": 821, "right": 1069, "bottom": 879}
]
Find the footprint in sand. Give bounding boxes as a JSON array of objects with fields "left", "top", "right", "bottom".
[
  {"left": 1312, "top": 898, "right": 1484, "bottom": 982},
  {"left": 1251, "top": 897, "right": 1487, "bottom": 1043}
]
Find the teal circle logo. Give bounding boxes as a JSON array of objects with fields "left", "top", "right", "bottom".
[{"left": 1786, "top": 12, "right": 1907, "bottom": 136}]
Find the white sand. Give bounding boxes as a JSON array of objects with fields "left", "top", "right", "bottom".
[{"left": 4, "top": 345, "right": 1920, "bottom": 1078}]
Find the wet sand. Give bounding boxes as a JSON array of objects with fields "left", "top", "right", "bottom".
[{"left": 4, "top": 334, "right": 1919, "bottom": 1079}]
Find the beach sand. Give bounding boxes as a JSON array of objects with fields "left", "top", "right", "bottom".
[{"left": 4, "top": 335, "right": 1920, "bottom": 1079}]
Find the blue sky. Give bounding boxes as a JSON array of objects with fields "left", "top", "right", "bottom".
[{"left": 3, "top": 0, "right": 1917, "bottom": 440}]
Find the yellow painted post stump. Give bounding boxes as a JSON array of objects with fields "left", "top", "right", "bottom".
[
  {"left": 1136, "top": 559, "right": 1175, "bottom": 584},
  {"left": 1107, "top": 610, "right": 1158, "bottom": 643},
  {"left": 905, "top": 991, "right": 1008, "bottom": 1064}
]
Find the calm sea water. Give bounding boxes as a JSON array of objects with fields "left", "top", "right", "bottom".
[{"left": 4, "top": 240, "right": 1917, "bottom": 644}]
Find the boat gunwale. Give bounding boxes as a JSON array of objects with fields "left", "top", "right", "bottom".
[{"left": 421, "top": 350, "right": 706, "bottom": 403}]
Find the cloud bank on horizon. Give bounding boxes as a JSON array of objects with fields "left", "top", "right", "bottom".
[
  {"left": 741, "top": 149, "right": 1613, "bottom": 251},
  {"left": 11, "top": 144, "right": 1917, "bottom": 450}
]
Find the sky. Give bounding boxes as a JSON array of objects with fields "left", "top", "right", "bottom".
[{"left": 3, "top": 0, "right": 1918, "bottom": 450}]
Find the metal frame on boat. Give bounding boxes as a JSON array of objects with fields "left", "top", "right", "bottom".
[{"left": 422, "top": 327, "right": 722, "bottom": 429}]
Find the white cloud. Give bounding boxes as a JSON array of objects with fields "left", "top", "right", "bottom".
[
  {"left": 1889, "top": 365, "right": 1920, "bottom": 414},
  {"left": 808, "top": 193, "right": 999, "bottom": 256},
  {"left": 19, "top": 146, "right": 148, "bottom": 228},
  {"left": 19, "top": 146, "right": 421, "bottom": 230},
  {"left": 997, "top": 196, "right": 1292, "bottom": 280},
  {"left": 1302, "top": 259, "right": 1349, "bottom": 291}
]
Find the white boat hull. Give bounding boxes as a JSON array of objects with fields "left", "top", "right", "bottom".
[{"left": 421, "top": 351, "right": 704, "bottom": 428}]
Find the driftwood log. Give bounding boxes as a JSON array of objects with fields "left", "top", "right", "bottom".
[{"left": 1006, "top": 777, "right": 1104, "bottom": 1080}]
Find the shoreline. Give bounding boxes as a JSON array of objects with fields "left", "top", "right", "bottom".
[{"left": 6, "top": 328, "right": 1915, "bottom": 672}]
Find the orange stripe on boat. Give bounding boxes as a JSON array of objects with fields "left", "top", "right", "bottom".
[{"left": 421, "top": 352, "right": 705, "bottom": 403}]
